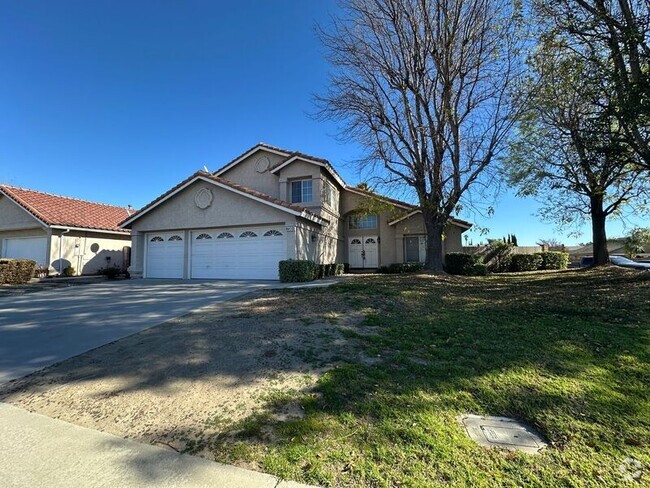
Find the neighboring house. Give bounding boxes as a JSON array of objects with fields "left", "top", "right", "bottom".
[
  {"left": 121, "top": 143, "right": 472, "bottom": 280},
  {"left": 0, "top": 185, "right": 132, "bottom": 275}
]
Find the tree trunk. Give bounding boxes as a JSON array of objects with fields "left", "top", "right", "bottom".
[
  {"left": 590, "top": 195, "right": 609, "bottom": 266},
  {"left": 423, "top": 214, "right": 445, "bottom": 273}
]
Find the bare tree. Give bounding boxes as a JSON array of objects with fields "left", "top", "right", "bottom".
[{"left": 318, "top": 0, "right": 526, "bottom": 272}]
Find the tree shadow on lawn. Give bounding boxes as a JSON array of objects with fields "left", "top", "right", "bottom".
[
  {"left": 191, "top": 270, "right": 650, "bottom": 486},
  {"left": 0, "top": 269, "right": 648, "bottom": 485}
]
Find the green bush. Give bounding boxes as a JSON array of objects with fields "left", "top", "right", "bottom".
[
  {"left": 467, "top": 263, "right": 488, "bottom": 276},
  {"left": 0, "top": 259, "right": 37, "bottom": 284},
  {"left": 510, "top": 253, "right": 543, "bottom": 272},
  {"left": 326, "top": 264, "right": 336, "bottom": 277},
  {"left": 62, "top": 265, "right": 75, "bottom": 277},
  {"left": 378, "top": 262, "right": 424, "bottom": 274},
  {"left": 279, "top": 260, "right": 318, "bottom": 282},
  {"left": 335, "top": 263, "right": 345, "bottom": 276},
  {"left": 445, "top": 253, "right": 478, "bottom": 275},
  {"left": 537, "top": 251, "right": 569, "bottom": 270}
]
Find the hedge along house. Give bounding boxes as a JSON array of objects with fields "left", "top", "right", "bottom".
[
  {"left": 120, "top": 143, "right": 472, "bottom": 280},
  {"left": 0, "top": 185, "right": 132, "bottom": 275}
]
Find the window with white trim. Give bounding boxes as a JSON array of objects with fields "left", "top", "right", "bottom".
[
  {"left": 196, "top": 233, "right": 212, "bottom": 240},
  {"left": 240, "top": 231, "right": 258, "bottom": 238},
  {"left": 217, "top": 232, "right": 234, "bottom": 239},
  {"left": 291, "top": 179, "right": 313, "bottom": 203},
  {"left": 349, "top": 214, "right": 378, "bottom": 229},
  {"left": 322, "top": 180, "right": 337, "bottom": 208},
  {"left": 168, "top": 235, "right": 183, "bottom": 241},
  {"left": 150, "top": 236, "right": 164, "bottom": 242},
  {"left": 263, "top": 230, "right": 283, "bottom": 237}
]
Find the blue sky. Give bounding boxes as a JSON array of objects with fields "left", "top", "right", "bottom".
[{"left": 1, "top": 1, "right": 646, "bottom": 245}]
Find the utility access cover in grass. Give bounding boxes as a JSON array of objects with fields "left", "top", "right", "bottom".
[{"left": 460, "top": 415, "right": 547, "bottom": 455}]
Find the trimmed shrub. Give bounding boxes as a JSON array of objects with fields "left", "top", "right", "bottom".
[
  {"left": 326, "top": 264, "right": 336, "bottom": 277},
  {"left": 537, "top": 251, "right": 569, "bottom": 270},
  {"left": 335, "top": 263, "right": 345, "bottom": 276},
  {"left": 0, "top": 259, "right": 37, "bottom": 285},
  {"left": 279, "top": 260, "right": 318, "bottom": 282},
  {"left": 467, "top": 263, "right": 488, "bottom": 276},
  {"left": 378, "top": 262, "right": 424, "bottom": 274},
  {"left": 62, "top": 265, "right": 75, "bottom": 277},
  {"left": 510, "top": 253, "right": 543, "bottom": 272},
  {"left": 445, "top": 253, "right": 479, "bottom": 275},
  {"left": 343, "top": 263, "right": 350, "bottom": 273}
]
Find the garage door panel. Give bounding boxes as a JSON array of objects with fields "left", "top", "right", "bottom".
[
  {"left": 190, "top": 227, "right": 286, "bottom": 280},
  {"left": 2, "top": 237, "right": 47, "bottom": 266},
  {"left": 146, "top": 233, "right": 184, "bottom": 279}
]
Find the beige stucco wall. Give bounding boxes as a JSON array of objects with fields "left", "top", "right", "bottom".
[
  {"left": 127, "top": 180, "right": 297, "bottom": 278},
  {"left": 49, "top": 230, "right": 131, "bottom": 275},
  {"left": 392, "top": 213, "right": 465, "bottom": 261},
  {"left": 0, "top": 195, "right": 46, "bottom": 231},
  {"left": 341, "top": 189, "right": 468, "bottom": 266},
  {"left": 219, "top": 150, "right": 286, "bottom": 198}
]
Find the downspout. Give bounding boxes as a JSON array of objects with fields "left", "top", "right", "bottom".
[{"left": 59, "top": 228, "right": 71, "bottom": 275}]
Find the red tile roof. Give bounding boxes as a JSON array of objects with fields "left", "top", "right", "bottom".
[
  {"left": 120, "top": 171, "right": 327, "bottom": 227},
  {"left": 0, "top": 185, "right": 132, "bottom": 233}
]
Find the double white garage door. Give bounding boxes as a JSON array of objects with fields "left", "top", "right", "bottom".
[
  {"left": 146, "top": 227, "right": 286, "bottom": 280},
  {"left": 1, "top": 237, "right": 48, "bottom": 265}
]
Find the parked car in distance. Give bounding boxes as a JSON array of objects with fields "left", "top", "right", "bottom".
[
  {"left": 610, "top": 255, "right": 650, "bottom": 270},
  {"left": 580, "top": 256, "right": 594, "bottom": 267}
]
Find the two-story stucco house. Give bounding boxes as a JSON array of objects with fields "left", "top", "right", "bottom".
[{"left": 121, "top": 143, "right": 472, "bottom": 280}]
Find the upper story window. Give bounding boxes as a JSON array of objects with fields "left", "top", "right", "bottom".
[
  {"left": 291, "top": 179, "right": 313, "bottom": 203},
  {"left": 322, "top": 180, "right": 337, "bottom": 208},
  {"left": 349, "top": 214, "right": 378, "bottom": 229}
]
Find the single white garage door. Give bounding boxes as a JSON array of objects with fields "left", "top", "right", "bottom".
[
  {"left": 146, "top": 232, "right": 185, "bottom": 278},
  {"left": 191, "top": 226, "right": 286, "bottom": 280},
  {"left": 2, "top": 236, "right": 48, "bottom": 265}
]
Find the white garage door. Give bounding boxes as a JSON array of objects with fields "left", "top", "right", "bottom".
[
  {"left": 2, "top": 237, "right": 48, "bottom": 265},
  {"left": 146, "top": 232, "right": 185, "bottom": 278},
  {"left": 191, "top": 226, "right": 286, "bottom": 280}
]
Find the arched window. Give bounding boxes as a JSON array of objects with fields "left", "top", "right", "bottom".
[
  {"left": 350, "top": 238, "right": 362, "bottom": 245},
  {"left": 365, "top": 238, "right": 377, "bottom": 244},
  {"left": 168, "top": 235, "right": 183, "bottom": 241},
  {"left": 150, "top": 236, "right": 164, "bottom": 242},
  {"left": 196, "top": 233, "right": 212, "bottom": 240},
  {"left": 263, "top": 230, "right": 283, "bottom": 237},
  {"left": 240, "top": 231, "right": 258, "bottom": 238},
  {"left": 216, "top": 232, "right": 234, "bottom": 239}
]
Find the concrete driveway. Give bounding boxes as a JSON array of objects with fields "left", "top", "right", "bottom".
[{"left": 0, "top": 279, "right": 281, "bottom": 384}]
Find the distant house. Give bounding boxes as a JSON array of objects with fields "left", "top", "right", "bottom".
[
  {"left": 120, "top": 143, "right": 473, "bottom": 280},
  {"left": 0, "top": 185, "right": 132, "bottom": 275}
]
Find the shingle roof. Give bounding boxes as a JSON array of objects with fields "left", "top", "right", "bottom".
[
  {"left": 0, "top": 185, "right": 132, "bottom": 233},
  {"left": 120, "top": 171, "right": 327, "bottom": 227}
]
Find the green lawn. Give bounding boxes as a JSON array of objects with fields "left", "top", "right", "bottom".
[{"left": 210, "top": 268, "right": 649, "bottom": 487}]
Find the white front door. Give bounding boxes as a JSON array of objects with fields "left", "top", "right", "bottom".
[
  {"left": 190, "top": 227, "right": 286, "bottom": 280},
  {"left": 2, "top": 237, "right": 48, "bottom": 266},
  {"left": 348, "top": 236, "right": 378, "bottom": 268},
  {"left": 146, "top": 232, "right": 185, "bottom": 278}
]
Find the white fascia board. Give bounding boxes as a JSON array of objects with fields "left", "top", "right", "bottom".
[
  {"left": 50, "top": 225, "right": 131, "bottom": 236},
  {"left": 214, "top": 146, "right": 290, "bottom": 176}
]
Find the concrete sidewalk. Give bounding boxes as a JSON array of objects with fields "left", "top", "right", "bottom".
[{"left": 0, "top": 402, "right": 315, "bottom": 488}]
